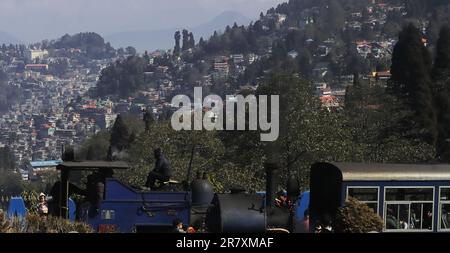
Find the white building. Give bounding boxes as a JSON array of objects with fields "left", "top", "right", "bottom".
[
  {"left": 24, "top": 49, "right": 48, "bottom": 62},
  {"left": 288, "top": 51, "right": 299, "bottom": 59},
  {"left": 231, "top": 54, "right": 244, "bottom": 65}
]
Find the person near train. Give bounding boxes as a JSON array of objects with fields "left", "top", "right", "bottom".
[
  {"left": 37, "top": 193, "right": 49, "bottom": 216},
  {"left": 145, "top": 148, "right": 172, "bottom": 190}
]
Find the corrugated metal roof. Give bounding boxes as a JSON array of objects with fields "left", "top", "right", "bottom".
[
  {"left": 30, "top": 160, "right": 63, "bottom": 168},
  {"left": 330, "top": 162, "right": 450, "bottom": 181}
]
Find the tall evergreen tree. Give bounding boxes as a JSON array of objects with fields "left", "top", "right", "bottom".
[
  {"left": 433, "top": 26, "right": 450, "bottom": 80},
  {"left": 325, "top": 0, "right": 346, "bottom": 33},
  {"left": 86, "top": 145, "right": 96, "bottom": 160},
  {"left": 432, "top": 26, "right": 450, "bottom": 160},
  {"left": 0, "top": 147, "right": 16, "bottom": 171},
  {"left": 174, "top": 31, "right": 181, "bottom": 55},
  {"left": 110, "top": 115, "right": 131, "bottom": 151},
  {"left": 199, "top": 37, "right": 206, "bottom": 50},
  {"left": 182, "top": 29, "right": 189, "bottom": 51},
  {"left": 143, "top": 50, "right": 150, "bottom": 64},
  {"left": 388, "top": 24, "right": 437, "bottom": 145},
  {"left": 188, "top": 32, "right": 195, "bottom": 49}
]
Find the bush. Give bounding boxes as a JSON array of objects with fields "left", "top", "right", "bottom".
[
  {"left": 0, "top": 212, "right": 11, "bottom": 233},
  {"left": 21, "top": 191, "right": 39, "bottom": 214},
  {"left": 334, "top": 197, "right": 383, "bottom": 233},
  {"left": 0, "top": 211, "right": 94, "bottom": 233},
  {"left": 209, "top": 162, "right": 265, "bottom": 193},
  {"left": 23, "top": 214, "right": 94, "bottom": 233}
]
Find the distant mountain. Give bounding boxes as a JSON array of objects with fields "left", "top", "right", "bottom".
[
  {"left": 105, "top": 11, "right": 252, "bottom": 52},
  {"left": 192, "top": 11, "right": 253, "bottom": 38},
  {"left": 0, "top": 31, "right": 20, "bottom": 45}
]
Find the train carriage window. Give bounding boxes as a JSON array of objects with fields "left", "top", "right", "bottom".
[
  {"left": 347, "top": 187, "right": 379, "bottom": 214},
  {"left": 439, "top": 188, "right": 450, "bottom": 231},
  {"left": 384, "top": 187, "right": 434, "bottom": 232},
  {"left": 386, "top": 188, "right": 433, "bottom": 201}
]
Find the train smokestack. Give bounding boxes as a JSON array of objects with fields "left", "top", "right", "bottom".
[
  {"left": 287, "top": 176, "right": 300, "bottom": 201},
  {"left": 62, "top": 145, "right": 75, "bottom": 161},
  {"left": 265, "top": 162, "right": 279, "bottom": 208}
]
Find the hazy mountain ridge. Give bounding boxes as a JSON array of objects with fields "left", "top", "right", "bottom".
[
  {"left": 0, "top": 30, "right": 20, "bottom": 45},
  {"left": 105, "top": 11, "right": 252, "bottom": 51}
]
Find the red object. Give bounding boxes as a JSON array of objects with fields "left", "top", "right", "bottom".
[{"left": 98, "top": 224, "right": 117, "bottom": 233}]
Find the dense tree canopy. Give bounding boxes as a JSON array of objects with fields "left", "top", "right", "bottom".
[
  {"left": 388, "top": 24, "right": 437, "bottom": 146},
  {"left": 48, "top": 32, "right": 115, "bottom": 59},
  {"left": 110, "top": 115, "right": 132, "bottom": 152},
  {"left": 174, "top": 31, "right": 181, "bottom": 56},
  {"left": 96, "top": 56, "right": 148, "bottom": 98},
  {"left": 0, "top": 70, "right": 20, "bottom": 112},
  {"left": 432, "top": 26, "right": 450, "bottom": 161},
  {"left": 0, "top": 147, "right": 16, "bottom": 171}
]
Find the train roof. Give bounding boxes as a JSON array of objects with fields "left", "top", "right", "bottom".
[
  {"left": 321, "top": 162, "right": 450, "bottom": 181},
  {"left": 57, "top": 161, "right": 130, "bottom": 171}
]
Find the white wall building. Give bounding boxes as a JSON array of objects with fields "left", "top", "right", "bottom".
[{"left": 24, "top": 49, "right": 48, "bottom": 62}]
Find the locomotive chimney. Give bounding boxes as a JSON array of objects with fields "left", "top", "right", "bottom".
[
  {"left": 62, "top": 145, "right": 75, "bottom": 162},
  {"left": 265, "top": 162, "right": 279, "bottom": 208}
]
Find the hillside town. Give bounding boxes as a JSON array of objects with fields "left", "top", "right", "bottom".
[
  {"left": 0, "top": 0, "right": 440, "bottom": 184},
  {"left": 1, "top": 0, "right": 450, "bottom": 236},
  {"left": 0, "top": 46, "right": 113, "bottom": 178}
]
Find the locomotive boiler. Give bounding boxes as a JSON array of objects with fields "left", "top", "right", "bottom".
[{"left": 205, "top": 162, "right": 300, "bottom": 233}]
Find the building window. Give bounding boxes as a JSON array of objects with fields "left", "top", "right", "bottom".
[
  {"left": 384, "top": 187, "right": 434, "bottom": 231},
  {"left": 347, "top": 187, "right": 379, "bottom": 214},
  {"left": 439, "top": 187, "right": 450, "bottom": 230}
]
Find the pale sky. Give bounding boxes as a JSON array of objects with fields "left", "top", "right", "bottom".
[{"left": 0, "top": 0, "right": 286, "bottom": 42}]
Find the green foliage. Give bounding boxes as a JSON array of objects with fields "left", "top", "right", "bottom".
[
  {"left": 111, "top": 72, "right": 439, "bottom": 193},
  {"left": 428, "top": 6, "right": 450, "bottom": 43},
  {"left": 345, "top": 81, "right": 436, "bottom": 163},
  {"left": 118, "top": 122, "right": 227, "bottom": 188},
  {"left": 366, "top": 138, "right": 436, "bottom": 163},
  {"left": 110, "top": 115, "right": 131, "bottom": 151},
  {"left": 180, "top": 30, "right": 195, "bottom": 52},
  {"left": 0, "top": 147, "right": 16, "bottom": 171},
  {"left": 1, "top": 208, "right": 93, "bottom": 234},
  {"left": 322, "top": 0, "right": 346, "bottom": 34},
  {"left": 433, "top": 26, "right": 450, "bottom": 161},
  {"left": 96, "top": 56, "right": 148, "bottom": 98},
  {"left": 79, "top": 131, "right": 111, "bottom": 161},
  {"left": 107, "top": 115, "right": 266, "bottom": 192},
  {"left": 48, "top": 58, "right": 69, "bottom": 77},
  {"left": 388, "top": 24, "right": 437, "bottom": 146},
  {"left": 49, "top": 32, "right": 115, "bottom": 59},
  {"left": 334, "top": 198, "right": 383, "bottom": 233},
  {"left": 126, "top": 46, "right": 137, "bottom": 56},
  {"left": 209, "top": 162, "right": 265, "bottom": 193},
  {"left": 345, "top": 77, "right": 435, "bottom": 163},
  {"left": 433, "top": 26, "right": 450, "bottom": 80},
  {"left": 0, "top": 71, "right": 20, "bottom": 112},
  {"left": 0, "top": 170, "right": 23, "bottom": 196},
  {"left": 6, "top": 214, "right": 94, "bottom": 233},
  {"left": 20, "top": 191, "right": 39, "bottom": 214},
  {"left": 0, "top": 212, "right": 12, "bottom": 233},
  {"left": 257, "top": 73, "right": 354, "bottom": 186},
  {"left": 174, "top": 31, "right": 181, "bottom": 56}
]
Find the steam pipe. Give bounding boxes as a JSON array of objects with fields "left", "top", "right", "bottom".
[{"left": 265, "top": 162, "right": 279, "bottom": 208}]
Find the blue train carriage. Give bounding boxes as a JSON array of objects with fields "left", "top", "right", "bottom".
[
  {"left": 56, "top": 161, "right": 192, "bottom": 233},
  {"left": 310, "top": 162, "right": 450, "bottom": 233}
]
